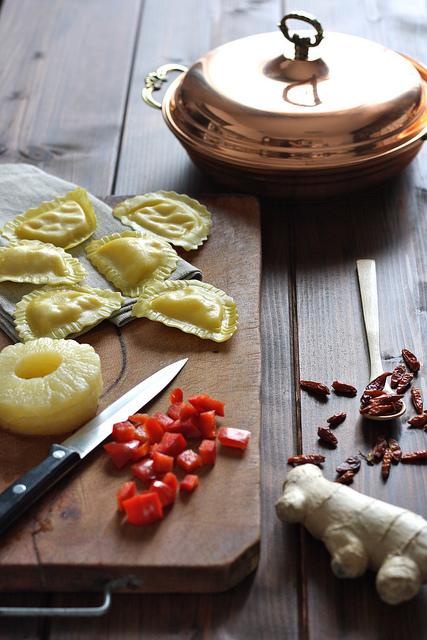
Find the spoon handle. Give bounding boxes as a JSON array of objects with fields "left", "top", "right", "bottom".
[{"left": 356, "top": 259, "right": 384, "bottom": 380}]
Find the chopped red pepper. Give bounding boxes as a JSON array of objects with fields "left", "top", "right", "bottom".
[
  {"left": 128, "top": 413, "right": 149, "bottom": 425},
  {"left": 162, "top": 472, "right": 179, "bottom": 493},
  {"left": 117, "top": 480, "right": 136, "bottom": 512},
  {"left": 150, "top": 479, "right": 177, "bottom": 506},
  {"left": 199, "top": 439, "right": 216, "bottom": 465},
  {"left": 145, "top": 416, "right": 164, "bottom": 443},
  {"left": 131, "top": 459, "right": 157, "bottom": 483},
  {"left": 188, "top": 394, "right": 224, "bottom": 416},
  {"left": 167, "top": 402, "right": 184, "bottom": 420},
  {"left": 157, "top": 432, "right": 187, "bottom": 457},
  {"left": 176, "top": 449, "right": 203, "bottom": 473},
  {"left": 112, "top": 421, "right": 137, "bottom": 442},
  {"left": 198, "top": 411, "right": 216, "bottom": 438},
  {"left": 179, "top": 403, "right": 198, "bottom": 421},
  {"left": 104, "top": 440, "right": 143, "bottom": 469},
  {"left": 166, "top": 419, "right": 186, "bottom": 434},
  {"left": 180, "top": 474, "right": 199, "bottom": 493},
  {"left": 123, "top": 492, "right": 163, "bottom": 525},
  {"left": 179, "top": 417, "right": 201, "bottom": 438},
  {"left": 170, "top": 387, "right": 183, "bottom": 404},
  {"left": 133, "top": 425, "right": 149, "bottom": 442},
  {"left": 152, "top": 412, "right": 174, "bottom": 429},
  {"left": 151, "top": 451, "right": 174, "bottom": 474},
  {"left": 218, "top": 427, "right": 250, "bottom": 450}
]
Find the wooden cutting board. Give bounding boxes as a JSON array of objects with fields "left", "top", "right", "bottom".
[{"left": 0, "top": 195, "right": 261, "bottom": 593}]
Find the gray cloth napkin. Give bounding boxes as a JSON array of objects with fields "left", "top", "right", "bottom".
[{"left": 0, "top": 164, "right": 202, "bottom": 342}]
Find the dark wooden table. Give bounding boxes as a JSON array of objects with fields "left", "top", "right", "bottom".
[{"left": 1, "top": 0, "right": 427, "bottom": 637}]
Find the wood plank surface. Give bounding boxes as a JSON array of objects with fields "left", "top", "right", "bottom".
[{"left": 0, "top": 194, "right": 261, "bottom": 593}]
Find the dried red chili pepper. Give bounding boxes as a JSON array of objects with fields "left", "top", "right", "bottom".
[
  {"left": 388, "top": 438, "right": 402, "bottom": 463},
  {"left": 401, "top": 450, "right": 427, "bottom": 462},
  {"left": 390, "top": 363, "right": 406, "bottom": 389},
  {"left": 364, "top": 389, "right": 387, "bottom": 398},
  {"left": 299, "top": 380, "right": 330, "bottom": 398},
  {"left": 288, "top": 454, "right": 325, "bottom": 466},
  {"left": 335, "top": 470, "right": 355, "bottom": 485},
  {"left": 360, "top": 372, "right": 392, "bottom": 408},
  {"left": 382, "top": 448, "right": 392, "bottom": 479},
  {"left": 360, "top": 398, "right": 404, "bottom": 416},
  {"left": 331, "top": 381, "right": 357, "bottom": 397},
  {"left": 396, "top": 372, "right": 414, "bottom": 395},
  {"left": 327, "top": 412, "right": 346, "bottom": 427},
  {"left": 336, "top": 456, "right": 361, "bottom": 475},
  {"left": 317, "top": 426, "right": 338, "bottom": 447},
  {"left": 402, "top": 348, "right": 420, "bottom": 373},
  {"left": 407, "top": 413, "right": 427, "bottom": 428},
  {"left": 411, "top": 387, "right": 423, "bottom": 414},
  {"left": 372, "top": 436, "right": 388, "bottom": 462}
]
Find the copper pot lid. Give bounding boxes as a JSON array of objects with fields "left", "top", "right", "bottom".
[{"left": 159, "top": 11, "right": 427, "bottom": 170}]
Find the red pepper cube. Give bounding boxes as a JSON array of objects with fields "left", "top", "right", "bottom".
[
  {"left": 188, "top": 394, "right": 224, "bottom": 416},
  {"left": 180, "top": 416, "right": 201, "bottom": 438},
  {"left": 199, "top": 439, "right": 217, "bottom": 465},
  {"left": 145, "top": 416, "right": 165, "bottom": 443},
  {"left": 180, "top": 474, "right": 199, "bottom": 493},
  {"left": 117, "top": 480, "right": 137, "bottom": 512},
  {"left": 133, "top": 425, "right": 149, "bottom": 442},
  {"left": 128, "top": 413, "right": 149, "bottom": 425},
  {"left": 104, "top": 440, "right": 142, "bottom": 469},
  {"left": 179, "top": 402, "right": 199, "bottom": 421},
  {"left": 131, "top": 459, "right": 157, "bottom": 483},
  {"left": 167, "top": 402, "right": 184, "bottom": 420},
  {"left": 157, "top": 432, "right": 187, "bottom": 458},
  {"left": 132, "top": 440, "right": 150, "bottom": 461},
  {"left": 166, "top": 419, "right": 186, "bottom": 434},
  {"left": 123, "top": 492, "right": 163, "bottom": 525},
  {"left": 198, "top": 411, "right": 216, "bottom": 438},
  {"left": 150, "top": 479, "right": 177, "bottom": 506},
  {"left": 112, "top": 421, "right": 137, "bottom": 443},
  {"left": 170, "top": 387, "right": 183, "bottom": 404},
  {"left": 152, "top": 412, "right": 174, "bottom": 429},
  {"left": 152, "top": 451, "right": 174, "bottom": 474},
  {"left": 162, "top": 472, "right": 179, "bottom": 494},
  {"left": 176, "top": 449, "right": 203, "bottom": 473},
  {"left": 218, "top": 427, "right": 251, "bottom": 450}
]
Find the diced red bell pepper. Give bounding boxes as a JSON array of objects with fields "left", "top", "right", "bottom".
[
  {"left": 123, "top": 492, "right": 163, "bottom": 525},
  {"left": 170, "top": 387, "right": 183, "bottom": 404},
  {"left": 152, "top": 412, "right": 174, "bottom": 429},
  {"left": 152, "top": 451, "right": 174, "bottom": 474},
  {"left": 145, "top": 416, "right": 164, "bottom": 443},
  {"left": 112, "top": 421, "right": 137, "bottom": 442},
  {"left": 167, "top": 402, "right": 184, "bottom": 420},
  {"left": 117, "top": 480, "right": 136, "bottom": 512},
  {"left": 179, "top": 417, "right": 201, "bottom": 438},
  {"left": 133, "top": 425, "right": 149, "bottom": 442},
  {"left": 198, "top": 411, "right": 216, "bottom": 438},
  {"left": 128, "top": 413, "right": 149, "bottom": 425},
  {"left": 166, "top": 419, "right": 186, "bottom": 434},
  {"left": 176, "top": 449, "right": 203, "bottom": 473},
  {"left": 199, "top": 439, "right": 216, "bottom": 465},
  {"left": 157, "top": 432, "right": 187, "bottom": 457},
  {"left": 131, "top": 458, "right": 157, "bottom": 483},
  {"left": 218, "top": 427, "right": 251, "bottom": 450},
  {"left": 150, "top": 479, "right": 177, "bottom": 506},
  {"left": 179, "top": 402, "right": 198, "bottom": 421},
  {"left": 162, "top": 472, "right": 179, "bottom": 493},
  {"left": 104, "top": 440, "right": 143, "bottom": 469},
  {"left": 180, "top": 474, "right": 199, "bottom": 493},
  {"left": 188, "top": 394, "right": 224, "bottom": 417}
]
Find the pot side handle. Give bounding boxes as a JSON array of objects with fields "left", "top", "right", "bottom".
[{"left": 142, "top": 63, "right": 188, "bottom": 109}]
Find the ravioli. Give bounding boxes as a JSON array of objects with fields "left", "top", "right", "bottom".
[
  {"left": 14, "top": 285, "right": 124, "bottom": 341},
  {"left": 132, "top": 280, "right": 238, "bottom": 342},
  {"left": 113, "top": 191, "right": 212, "bottom": 251},
  {"left": 0, "top": 240, "right": 86, "bottom": 285},
  {"left": 85, "top": 230, "right": 178, "bottom": 297},
  {"left": 2, "top": 187, "right": 97, "bottom": 249}
]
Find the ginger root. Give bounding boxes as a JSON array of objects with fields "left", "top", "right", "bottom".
[{"left": 276, "top": 464, "right": 427, "bottom": 605}]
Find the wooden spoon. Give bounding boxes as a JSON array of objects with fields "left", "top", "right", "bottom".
[{"left": 356, "top": 259, "right": 406, "bottom": 421}]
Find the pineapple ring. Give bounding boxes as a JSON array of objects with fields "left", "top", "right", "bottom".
[{"left": 0, "top": 338, "right": 103, "bottom": 436}]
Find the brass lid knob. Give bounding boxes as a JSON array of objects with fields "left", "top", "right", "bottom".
[{"left": 278, "top": 11, "right": 324, "bottom": 60}]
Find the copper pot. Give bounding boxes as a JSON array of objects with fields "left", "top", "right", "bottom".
[{"left": 142, "top": 11, "right": 427, "bottom": 199}]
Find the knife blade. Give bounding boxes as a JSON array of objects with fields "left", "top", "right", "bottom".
[{"left": 0, "top": 357, "right": 187, "bottom": 535}]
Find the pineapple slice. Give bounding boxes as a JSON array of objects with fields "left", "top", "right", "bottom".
[{"left": 0, "top": 338, "right": 103, "bottom": 436}]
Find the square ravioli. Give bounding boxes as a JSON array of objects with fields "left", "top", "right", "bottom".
[
  {"left": 2, "top": 187, "right": 97, "bottom": 249},
  {"left": 85, "top": 230, "right": 178, "bottom": 297}
]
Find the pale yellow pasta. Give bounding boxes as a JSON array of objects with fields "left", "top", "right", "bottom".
[
  {"left": 85, "top": 230, "right": 178, "bottom": 297},
  {"left": 14, "top": 285, "right": 124, "bottom": 341},
  {"left": 2, "top": 187, "right": 97, "bottom": 249},
  {"left": 132, "top": 279, "right": 237, "bottom": 342},
  {"left": 113, "top": 191, "right": 212, "bottom": 251},
  {"left": 0, "top": 240, "right": 86, "bottom": 285}
]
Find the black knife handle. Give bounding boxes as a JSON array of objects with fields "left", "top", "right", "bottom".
[{"left": 0, "top": 444, "right": 81, "bottom": 535}]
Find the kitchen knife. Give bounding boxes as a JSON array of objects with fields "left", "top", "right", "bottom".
[{"left": 0, "top": 357, "right": 188, "bottom": 535}]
